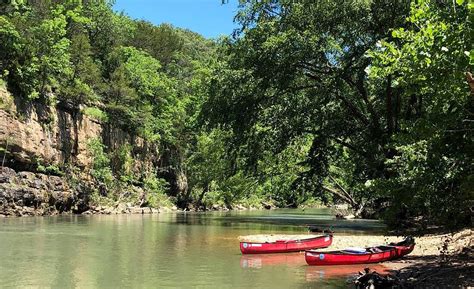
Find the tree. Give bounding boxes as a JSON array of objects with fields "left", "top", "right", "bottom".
[
  {"left": 106, "top": 46, "right": 177, "bottom": 140},
  {"left": 0, "top": 5, "right": 71, "bottom": 100},
  {"left": 203, "top": 0, "right": 411, "bottom": 215},
  {"left": 367, "top": 0, "right": 472, "bottom": 226},
  {"left": 0, "top": 16, "right": 21, "bottom": 82},
  {"left": 30, "top": 6, "right": 71, "bottom": 100},
  {"left": 61, "top": 32, "right": 103, "bottom": 106},
  {"left": 83, "top": 0, "right": 134, "bottom": 62},
  {"left": 130, "top": 22, "right": 183, "bottom": 70}
]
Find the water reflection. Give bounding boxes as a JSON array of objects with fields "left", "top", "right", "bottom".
[
  {"left": 305, "top": 264, "right": 390, "bottom": 281},
  {"left": 240, "top": 253, "right": 390, "bottom": 282},
  {"left": 240, "top": 253, "right": 306, "bottom": 269}
]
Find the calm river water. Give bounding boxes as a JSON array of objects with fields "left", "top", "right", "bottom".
[{"left": 0, "top": 209, "right": 385, "bottom": 288}]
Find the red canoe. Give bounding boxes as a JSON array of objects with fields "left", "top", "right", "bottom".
[
  {"left": 240, "top": 234, "right": 332, "bottom": 254},
  {"left": 305, "top": 237, "right": 415, "bottom": 266}
]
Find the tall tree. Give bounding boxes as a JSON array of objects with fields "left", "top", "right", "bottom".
[
  {"left": 367, "top": 0, "right": 472, "bottom": 226},
  {"left": 203, "top": 0, "right": 411, "bottom": 215}
]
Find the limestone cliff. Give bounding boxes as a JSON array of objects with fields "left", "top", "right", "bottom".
[
  {"left": 0, "top": 85, "right": 162, "bottom": 216},
  {"left": 0, "top": 104, "right": 101, "bottom": 171}
]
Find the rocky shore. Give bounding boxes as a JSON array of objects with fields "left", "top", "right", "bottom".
[
  {"left": 81, "top": 203, "right": 176, "bottom": 215},
  {"left": 0, "top": 166, "right": 265, "bottom": 217},
  {"left": 0, "top": 166, "right": 85, "bottom": 216},
  {"left": 0, "top": 166, "right": 178, "bottom": 217},
  {"left": 330, "top": 230, "right": 473, "bottom": 288}
]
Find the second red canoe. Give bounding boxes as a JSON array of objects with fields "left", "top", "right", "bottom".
[
  {"left": 305, "top": 237, "right": 415, "bottom": 265},
  {"left": 240, "top": 234, "right": 333, "bottom": 254}
]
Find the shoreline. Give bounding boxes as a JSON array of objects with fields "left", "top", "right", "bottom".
[
  {"left": 0, "top": 202, "right": 275, "bottom": 217},
  {"left": 240, "top": 229, "right": 473, "bottom": 288}
]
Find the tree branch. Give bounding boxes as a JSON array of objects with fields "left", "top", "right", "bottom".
[
  {"left": 342, "top": 74, "right": 382, "bottom": 134},
  {"left": 322, "top": 185, "right": 356, "bottom": 208},
  {"left": 328, "top": 175, "right": 357, "bottom": 206},
  {"left": 328, "top": 136, "right": 370, "bottom": 159}
]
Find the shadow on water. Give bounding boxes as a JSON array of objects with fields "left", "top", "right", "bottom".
[{"left": 171, "top": 209, "right": 386, "bottom": 234}]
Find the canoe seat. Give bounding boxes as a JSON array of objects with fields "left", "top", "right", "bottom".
[
  {"left": 367, "top": 247, "right": 384, "bottom": 253},
  {"left": 343, "top": 247, "right": 367, "bottom": 254}
]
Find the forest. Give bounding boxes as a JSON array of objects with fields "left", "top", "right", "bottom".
[{"left": 0, "top": 0, "right": 472, "bottom": 228}]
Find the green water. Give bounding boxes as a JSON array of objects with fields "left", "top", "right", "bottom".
[{"left": 0, "top": 209, "right": 385, "bottom": 289}]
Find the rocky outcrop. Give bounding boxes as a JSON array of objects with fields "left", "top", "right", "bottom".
[
  {"left": 0, "top": 93, "right": 102, "bottom": 170},
  {"left": 0, "top": 87, "right": 155, "bottom": 173},
  {"left": 0, "top": 166, "right": 179, "bottom": 216},
  {"left": 0, "top": 167, "right": 85, "bottom": 216}
]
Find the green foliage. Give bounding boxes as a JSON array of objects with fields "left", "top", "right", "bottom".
[
  {"left": 187, "top": 129, "right": 313, "bottom": 208},
  {"left": 113, "top": 144, "right": 135, "bottom": 182},
  {"left": 0, "top": 16, "right": 21, "bottom": 73},
  {"left": 83, "top": 1, "right": 134, "bottom": 62},
  {"left": 202, "top": 0, "right": 472, "bottom": 226},
  {"left": 203, "top": 0, "right": 411, "bottom": 213},
  {"left": 143, "top": 172, "right": 172, "bottom": 208},
  {"left": 87, "top": 138, "right": 113, "bottom": 186},
  {"left": 62, "top": 33, "right": 103, "bottom": 105},
  {"left": 366, "top": 0, "right": 472, "bottom": 227},
  {"left": 30, "top": 6, "right": 71, "bottom": 99},
  {"left": 0, "top": 80, "right": 14, "bottom": 112},
  {"left": 106, "top": 46, "right": 178, "bottom": 141},
  {"left": 35, "top": 158, "right": 63, "bottom": 176},
  {"left": 0, "top": 5, "right": 72, "bottom": 100},
  {"left": 82, "top": 107, "right": 108, "bottom": 122},
  {"left": 130, "top": 22, "right": 183, "bottom": 69}
]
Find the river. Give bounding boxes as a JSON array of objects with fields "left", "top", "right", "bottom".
[{"left": 0, "top": 209, "right": 386, "bottom": 288}]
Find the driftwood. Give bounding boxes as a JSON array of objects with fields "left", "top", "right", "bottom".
[{"left": 354, "top": 268, "right": 400, "bottom": 289}]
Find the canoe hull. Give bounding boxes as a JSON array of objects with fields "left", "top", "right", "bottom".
[{"left": 240, "top": 234, "right": 332, "bottom": 254}]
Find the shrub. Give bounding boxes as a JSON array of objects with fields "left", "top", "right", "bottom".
[
  {"left": 82, "top": 106, "right": 108, "bottom": 122},
  {"left": 87, "top": 138, "right": 114, "bottom": 186},
  {"left": 143, "top": 172, "right": 171, "bottom": 208}
]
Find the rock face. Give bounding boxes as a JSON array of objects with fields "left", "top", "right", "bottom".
[
  {"left": 0, "top": 166, "right": 170, "bottom": 216},
  {"left": 0, "top": 85, "right": 165, "bottom": 216},
  {"left": 0, "top": 167, "right": 86, "bottom": 216},
  {"left": 0, "top": 92, "right": 102, "bottom": 170},
  {"left": 0, "top": 87, "right": 156, "bottom": 173}
]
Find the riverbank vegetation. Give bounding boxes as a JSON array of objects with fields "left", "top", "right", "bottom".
[{"left": 0, "top": 1, "right": 472, "bottom": 228}]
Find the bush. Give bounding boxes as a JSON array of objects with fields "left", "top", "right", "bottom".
[
  {"left": 87, "top": 138, "right": 114, "bottom": 186},
  {"left": 36, "top": 158, "right": 63, "bottom": 175},
  {"left": 0, "top": 79, "right": 15, "bottom": 112},
  {"left": 82, "top": 106, "right": 108, "bottom": 122},
  {"left": 143, "top": 173, "right": 172, "bottom": 208}
]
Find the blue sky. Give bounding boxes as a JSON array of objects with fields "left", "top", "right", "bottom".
[{"left": 114, "top": 0, "right": 241, "bottom": 39}]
